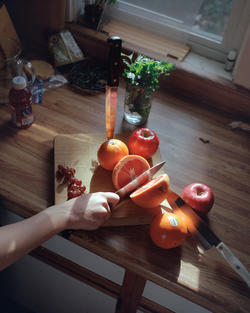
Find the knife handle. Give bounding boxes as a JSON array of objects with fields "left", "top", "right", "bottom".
[
  {"left": 107, "top": 36, "right": 122, "bottom": 87},
  {"left": 216, "top": 242, "right": 250, "bottom": 288}
]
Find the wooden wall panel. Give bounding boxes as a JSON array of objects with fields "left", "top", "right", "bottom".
[
  {"left": 4, "top": 0, "right": 66, "bottom": 55},
  {"left": 0, "top": 3, "right": 20, "bottom": 43}
]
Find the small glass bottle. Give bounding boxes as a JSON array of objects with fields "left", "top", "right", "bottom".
[{"left": 9, "top": 76, "right": 34, "bottom": 129}]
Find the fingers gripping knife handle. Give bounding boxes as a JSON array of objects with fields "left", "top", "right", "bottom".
[{"left": 109, "top": 173, "right": 149, "bottom": 211}]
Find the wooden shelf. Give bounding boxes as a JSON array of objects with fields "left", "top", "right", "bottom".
[{"left": 102, "top": 19, "right": 190, "bottom": 61}]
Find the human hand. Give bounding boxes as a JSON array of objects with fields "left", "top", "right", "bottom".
[
  {"left": 0, "top": 192, "right": 119, "bottom": 270},
  {"left": 59, "top": 192, "right": 120, "bottom": 230}
]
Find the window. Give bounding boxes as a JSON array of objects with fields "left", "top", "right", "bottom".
[
  {"left": 193, "top": 0, "right": 234, "bottom": 39},
  {"left": 105, "top": 0, "right": 250, "bottom": 62}
]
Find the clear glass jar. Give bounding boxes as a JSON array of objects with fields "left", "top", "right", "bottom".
[
  {"left": 0, "top": 38, "right": 35, "bottom": 104},
  {"left": 123, "top": 83, "right": 152, "bottom": 125}
]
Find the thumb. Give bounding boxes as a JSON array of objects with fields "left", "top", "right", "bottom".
[{"left": 104, "top": 192, "right": 120, "bottom": 209}]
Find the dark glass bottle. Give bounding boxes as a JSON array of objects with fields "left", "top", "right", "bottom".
[{"left": 9, "top": 76, "right": 34, "bottom": 129}]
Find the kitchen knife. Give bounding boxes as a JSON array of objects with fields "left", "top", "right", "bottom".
[
  {"left": 105, "top": 36, "right": 122, "bottom": 140},
  {"left": 167, "top": 189, "right": 250, "bottom": 288},
  {"left": 115, "top": 161, "right": 165, "bottom": 198}
]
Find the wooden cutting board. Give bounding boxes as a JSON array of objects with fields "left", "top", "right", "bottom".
[{"left": 54, "top": 133, "right": 167, "bottom": 227}]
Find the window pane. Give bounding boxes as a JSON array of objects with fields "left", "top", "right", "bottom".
[
  {"left": 193, "top": 0, "right": 235, "bottom": 39},
  {"left": 117, "top": 0, "right": 235, "bottom": 42},
  {"left": 122, "top": 0, "right": 204, "bottom": 26}
]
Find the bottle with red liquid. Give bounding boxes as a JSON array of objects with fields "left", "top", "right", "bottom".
[{"left": 9, "top": 76, "right": 35, "bottom": 129}]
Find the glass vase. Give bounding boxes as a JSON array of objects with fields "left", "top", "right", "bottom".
[{"left": 123, "top": 84, "right": 152, "bottom": 125}]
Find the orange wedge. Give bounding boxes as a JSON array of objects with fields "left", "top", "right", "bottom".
[{"left": 130, "top": 174, "right": 170, "bottom": 208}]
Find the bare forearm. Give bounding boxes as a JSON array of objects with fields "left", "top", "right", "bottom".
[
  {"left": 0, "top": 205, "right": 67, "bottom": 271},
  {"left": 0, "top": 192, "right": 119, "bottom": 271}
]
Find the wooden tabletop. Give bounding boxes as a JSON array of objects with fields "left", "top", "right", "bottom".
[{"left": 0, "top": 82, "right": 250, "bottom": 312}]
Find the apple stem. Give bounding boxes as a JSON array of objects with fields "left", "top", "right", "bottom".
[{"left": 142, "top": 130, "right": 150, "bottom": 138}]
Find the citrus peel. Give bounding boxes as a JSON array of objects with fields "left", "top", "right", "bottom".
[
  {"left": 97, "top": 139, "right": 129, "bottom": 171},
  {"left": 112, "top": 155, "right": 150, "bottom": 190},
  {"left": 150, "top": 212, "right": 188, "bottom": 249},
  {"left": 130, "top": 173, "right": 170, "bottom": 208}
]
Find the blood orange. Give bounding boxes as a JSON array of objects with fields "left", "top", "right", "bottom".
[
  {"left": 97, "top": 139, "right": 129, "bottom": 171},
  {"left": 150, "top": 212, "right": 188, "bottom": 249},
  {"left": 130, "top": 174, "right": 170, "bottom": 208},
  {"left": 112, "top": 155, "right": 150, "bottom": 190}
]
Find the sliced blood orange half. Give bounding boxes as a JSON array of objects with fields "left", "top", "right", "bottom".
[
  {"left": 130, "top": 174, "right": 170, "bottom": 208},
  {"left": 112, "top": 155, "right": 150, "bottom": 190}
]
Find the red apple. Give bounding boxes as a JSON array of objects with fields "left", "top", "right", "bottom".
[
  {"left": 181, "top": 182, "right": 214, "bottom": 214},
  {"left": 128, "top": 128, "right": 159, "bottom": 159}
]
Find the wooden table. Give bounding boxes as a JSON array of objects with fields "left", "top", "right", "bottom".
[{"left": 0, "top": 82, "right": 250, "bottom": 313}]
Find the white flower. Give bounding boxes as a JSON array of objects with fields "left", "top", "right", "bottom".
[{"left": 127, "top": 73, "right": 135, "bottom": 80}]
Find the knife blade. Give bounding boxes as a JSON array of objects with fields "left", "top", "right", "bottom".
[
  {"left": 105, "top": 36, "right": 122, "bottom": 140},
  {"left": 115, "top": 161, "right": 165, "bottom": 198},
  {"left": 167, "top": 189, "right": 250, "bottom": 287}
]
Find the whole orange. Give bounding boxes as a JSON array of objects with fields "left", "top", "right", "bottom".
[
  {"left": 150, "top": 212, "right": 188, "bottom": 249},
  {"left": 130, "top": 174, "right": 170, "bottom": 208},
  {"left": 97, "top": 139, "right": 129, "bottom": 171}
]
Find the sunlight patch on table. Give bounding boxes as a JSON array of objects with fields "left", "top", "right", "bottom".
[{"left": 178, "top": 260, "right": 200, "bottom": 291}]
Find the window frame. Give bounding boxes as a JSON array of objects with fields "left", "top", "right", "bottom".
[{"left": 104, "top": 0, "right": 250, "bottom": 62}]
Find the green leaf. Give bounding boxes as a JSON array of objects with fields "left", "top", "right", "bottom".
[{"left": 121, "top": 52, "right": 175, "bottom": 91}]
